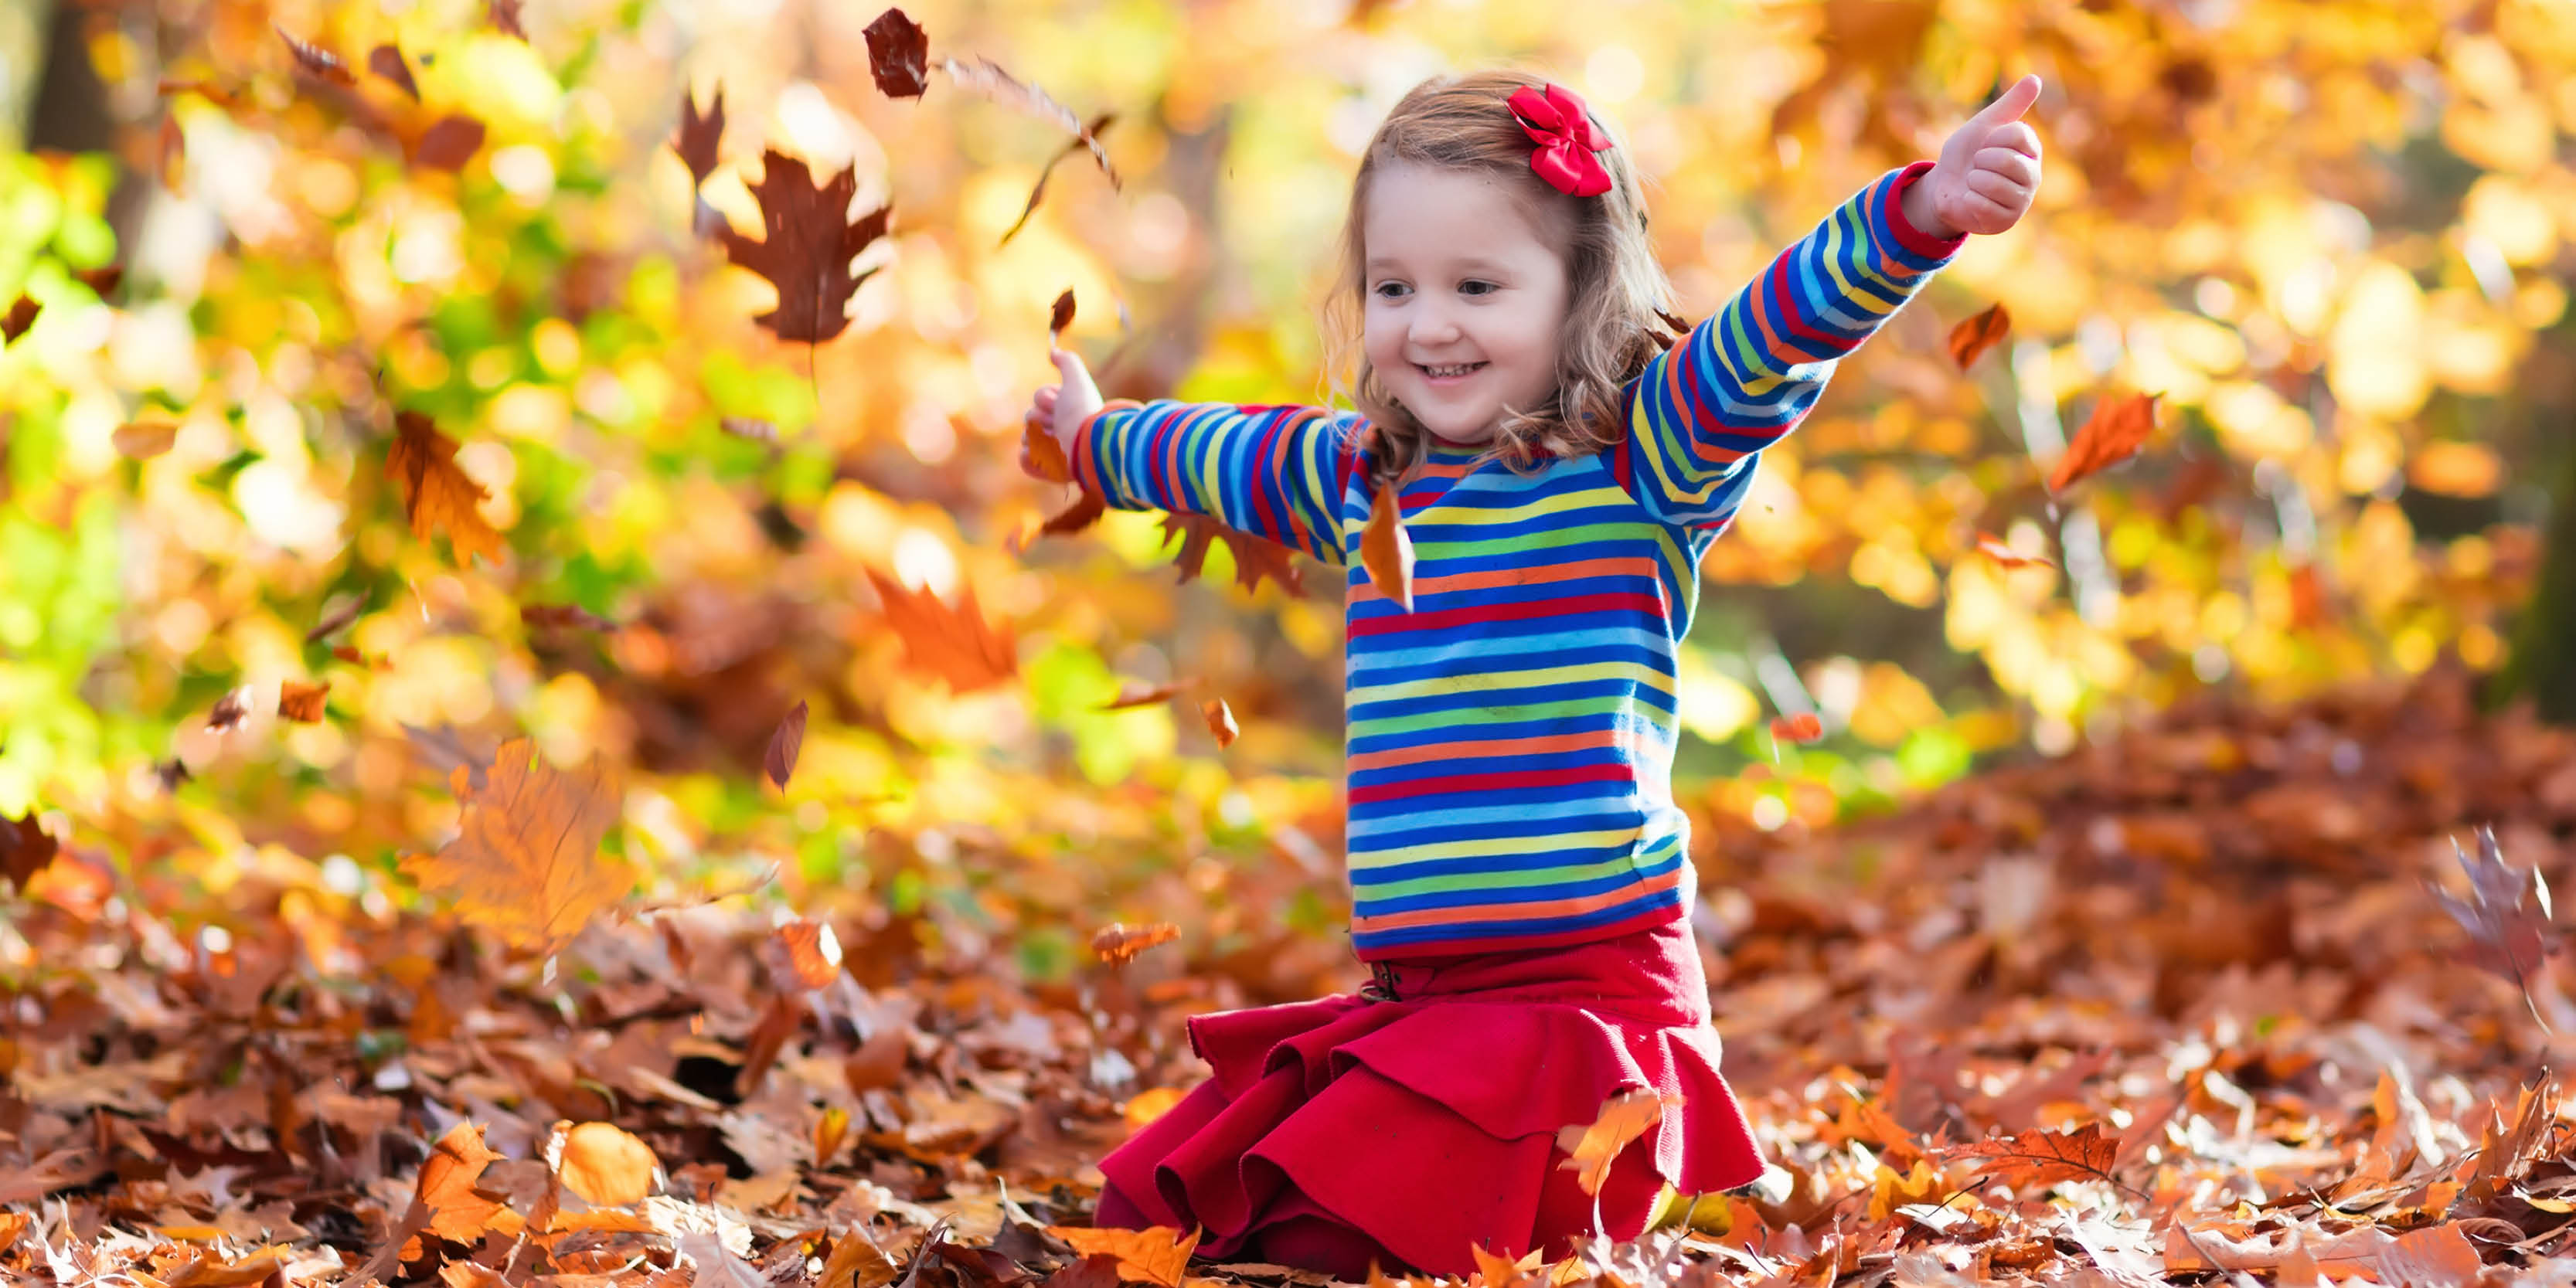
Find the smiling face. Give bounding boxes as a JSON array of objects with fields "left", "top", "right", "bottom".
[{"left": 1360, "top": 161, "right": 1572, "bottom": 448}]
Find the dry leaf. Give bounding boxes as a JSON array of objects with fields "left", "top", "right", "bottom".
[
  {"left": 276, "top": 25, "right": 355, "bottom": 84},
  {"left": 1941, "top": 1122, "right": 2118, "bottom": 1190},
  {"left": 1024, "top": 413, "right": 1074, "bottom": 484},
  {"left": 1049, "top": 289, "right": 1077, "bottom": 339},
  {"left": 1156, "top": 512, "right": 1307, "bottom": 598},
  {"left": 1360, "top": 477, "right": 1415, "bottom": 610},
  {"left": 1771, "top": 713, "right": 1823, "bottom": 743},
  {"left": 2429, "top": 826, "right": 2554, "bottom": 997},
  {"left": 937, "top": 57, "right": 1118, "bottom": 189},
  {"left": 277, "top": 681, "right": 328, "bottom": 723},
  {"left": 720, "top": 151, "right": 891, "bottom": 345},
  {"left": 417, "top": 1122, "right": 507, "bottom": 1242},
  {"left": 765, "top": 919, "right": 842, "bottom": 990},
  {"left": 765, "top": 700, "right": 808, "bottom": 790},
  {"left": 2, "top": 295, "right": 39, "bottom": 343},
  {"left": 487, "top": 0, "right": 526, "bottom": 39},
  {"left": 1200, "top": 698, "right": 1238, "bottom": 749},
  {"left": 675, "top": 87, "right": 725, "bottom": 189},
  {"left": 305, "top": 596, "right": 365, "bottom": 642},
  {"left": 866, "top": 568, "right": 1018, "bottom": 694},
  {"left": 1042, "top": 1226, "right": 1199, "bottom": 1288},
  {"left": 113, "top": 422, "right": 177, "bottom": 459},
  {"left": 1091, "top": 923, "right": 1180, "bottom": 965},
  {"left": 1122, "top": 1087, "right": 1184, "bottom": 1129},
  {"left": 1947, "top": 303, "right": 2012, "bottom": 370},
  {"left": 559, "top": 1122, "right": 658, "bottom": 1206},
  {"left": 1974, "top": 532, "right": 2054, "bottom": 569},
  {"left": 2048, "top": 393, "right": 2159, "bottom": 492},
  {"left": 1100, "top": 681, "right": 1186, "bottom": 711},
  {"left": 76, "top": 264, "right": 121, "bottom": 297},
  {"left": 720, "top": 416, "right": 777, "bottom": 444},
  {"left": 387, "top": 411, "right": 505, "bottom": 567},
  {"left": 1002, "top": 115, "right": 1117, "bottom": 247},
  {"left": 1554, "top": 1088, "right": 1678, "bottom": 1198},
  {"left": 1, "top": 812, "right": 59, "bottom": 892},
  {"left": 863, "top": 8, "right": 930, "bottom": 98},
  {"left": 413, "top": 115, "right": 486, "bottom": 171},
  {"left": 368, "top": 45, "right": 419, "bottom": 100},
  {"left": 522, "top": 603, "right": 616, "bottom": 632},
  {"left": 2380, "top": 1222, "right": 2482, "bottom": 1288},
  {"left": 814, "top": 1106, "right": 853, "bottom": 1170},
  {"left": 206, "top": 688, "right": 250, "bottom": 732},
  {"left": 818, "top": 1228, "right": 901, "bottom": 1288},
  {"left": 1470, "top": 1243, "right": 1543, "bottom": 1288},
  {"left": 399, "top": 737, "right": 630, "bottom": 951}
]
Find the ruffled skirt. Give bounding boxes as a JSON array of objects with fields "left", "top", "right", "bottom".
[{"left": 1094, "top": 917, "right": 1763, "bottom": 1277}]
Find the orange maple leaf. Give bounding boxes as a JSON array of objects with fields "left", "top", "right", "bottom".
[
  {"left": 1157, "top": 512, "right": 1306, "bottom": 598},
  {"left": 417, "top": 1121, "right": 506, "bottom": 1243},
  {"left": 1091, "top": 922, "right": 1180, "bottom": 965},
  {"left": 1941, "top": 1121, "right": 2118, "bottom": 1190},
  {"left": 277, "top": 680, "right": 329, "bottom": 723},
  {"left": 2047, "top": 393, "right": 2159, "bottom": 493},
  {"left": 1947, "top": 302, "right": 2012, "bottom": 370},
  {"left": 1771, "top": 712, "right": 1824, "bottom": 744},
  {"left": 1359, "top": 477, "right": 1415, "bottom": 610},
  {"left": 1040, "top": 1225, "right": 1198, "bottom": 1288},
  {"left": 400, "top": 737, "right": 629, "bottom": 951},
  {"left": 1200, "top": 698, "right": 1239, "bottom": 748},
  {"left": 1554, "top": 1087, "right": 1680, "bottom": 1197},
  {"left": 864, "top": 569, "right": 1018, "bottom": 694},
  {"left": 386, "top": 411, "right": 505, "bottom": 567}
]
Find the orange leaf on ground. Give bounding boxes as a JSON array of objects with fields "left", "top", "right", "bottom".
[
  {"left": 1470, "top": 1243, "right": 1542, "bottom": 1288},
  {"left": 765, "top": 699, "right": 808, "bottom": 790},
  {"left": 865, "top": 568, "right": 1018, "bottom": 694},
  {"left": 1122, "top": 1086, "right": 1185, "bottom": 1129},
  {"left": 399, "top": 737, "right": 629, "bottom": 952},
  {"left": 558, "top": 1122, "right": 658, "bottom": 1206},
  {"left": 816, "top": 1226, "right": 900, "bottom": 1288},
  {"left": 1200, "top": 698, "right": 1238, "bottom": 748},
  {"left": 1360, "top": 477, "right": 1415, "bottom": 611},
  {"left": 2047, "top": 393, "right": 2159, "bottom": 493},
  {"left": 277, "top": 680, "right": 328, "bottom": 723},
  {"left": 1092, "top": 922, "right": 1180, "bottom": 964},
  {"left": 417, "top": 1122, "right": 507, "bottom": 1242},
  {"left": 387, "top": 411, "right": 505, "bottom": 567},
  {"left": 1042, "top": 1226, "right": 1199, "bottom": 1288},
  {"left": 766, "top": 919, "right": 842, "bottom": 990},
  {"left": 1771, "top": 713, "right": 1823, "bottom": 743},
  {"left": 1941, "top": 1121, "right": 2118, "bottom": 1190},
  {"left": 1554, "top": 1088, "right": 1679, "bottom": 1197},
  {"left": 1947, "top": 303, "right": 2012, "bottom": 370}
]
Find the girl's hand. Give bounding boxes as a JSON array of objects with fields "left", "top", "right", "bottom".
[
  {"left": 1904, "top": 74, "right": 2043, "bottom": 240},
  {"left": 1022, "top": 347, "right": 1104, "bottom": 481}
]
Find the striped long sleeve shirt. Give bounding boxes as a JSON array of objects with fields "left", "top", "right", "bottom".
[{"left": 1070, "top": 163, "right": 1964, "bottom": 960}]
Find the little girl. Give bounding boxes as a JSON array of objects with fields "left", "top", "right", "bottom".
[{"left": 1025, "top": 68, "right": 2042, "bottom": 1276}]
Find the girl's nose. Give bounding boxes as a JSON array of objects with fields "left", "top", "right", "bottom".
[{"left": 1410, "top": 304, "right": 1462, "bottom": 345}]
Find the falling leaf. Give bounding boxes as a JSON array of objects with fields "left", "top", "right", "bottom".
[
  {"left": 863, "top": 8, "right": 930, "bottom": 98},
  {"left": 388, "top": 412, "right": 505, "bottom": 566},
  {"left": 2429, "top": 827, "right": 2553, "bottom": 997},
  {"left": 675, "top": 87, "right": 724, "bottom": 189},
  {"left": 1091, "top": 922, "right": 1180, "bottom": 964},
  {"left": 276, "top": 25, "right": 356, "bottom": 84},
  {"left": 937, "top": 58, "right": 1119, "bottom": 189},
  {"left": 277, "top": 681, "right": 329, "bottom": 723},
  {"left": 1, "top": 812, "right": 60, "bottom": 892},
  {"left": 74, "top": 264, "right": 121, "bottom": 297},
  {"left": 765, "top": 919, "right": 842, "bottom": 990},
  {"left": 1771, "top": 712, "right": 1823, "bottom": 743},
  {"left": 2047, "top": 393, "right": 2159, "bottom": 493},
  {"left": 487, "top": 0, "right": 526, "bottom": 39},
  {"left": 1101, "top": 680, "right": 1185, "bottom": 711},
  {"left": 720, "top": 150, "right": 892, "bottom": 345},
  {"left": 522, "top": 603, "right": 614, "bottom": 633},
  {"left": 154, "top": 759, "right": 192, "bottom": 794},
  {"left": 206, "top": 688, "right": 250, "bottom": 732},
  {"left": 559, "top": 1122, "right": 658, "bottom": 1206},
  {"left": 1974, "top": 532, "right": 2054, "bottom": 569},
  {"left": 1152, "top": 512, "right": 1306, "bottom": 598},
  {"left": 331, "top": 644, "right": 383, "bottom": 668},
  {"left": 112, "top": 422, "right": 178, "bottom": 459},
  {"left": 305, "top": 596, "right": 366, "bottom": 642},
  {"left": 1941, "top": 1122, "right": 2118, "bottom": 1190},
  {"left": 2, "top": 295, "right": 39, "bottom": 343},
  {"left": 1554, "top": 1088, "right": 1679, "bottom": 1198},
  {"left": 368, "top": 46, "right": 419, "bottom": 100},
  {"left": 1049, "top": 289, "right": 1077, "bottom": 340},
  {"left": 1201, "top": 698, "right": 1238, "bottom": 749},
  {"left": 399, "top": 737, "right": 630, "bottom": 952},
  {"left": 413, "top": 115, "right": 486, "bottom": 171},
  {"left": 1000, "top": 115, "right": 1117, "bottom": 247},
  {"left": 1040, "top": 487, "right": 1107, "bottom": 539},
  {"left": 2289, "top": 563, "right": 2330, "bottom": 629},
  {"left": 865, "top": 568, "right": 1018, "bottom": 694},
  {"left": 720, "top": 416, "right": 776, "bottom": 444},
  {"left": 1360, "top": 477, "right": 1415, "bottom": 611},
  {"left": 1947, "top": 303, "right": 2012, "bottom": 370},
  {"left": 765, "top": 700, "right": 808, "bottom": 790},
  {"left": 1041, "top": 1226, "right": 1198, "bottom": 1288}
]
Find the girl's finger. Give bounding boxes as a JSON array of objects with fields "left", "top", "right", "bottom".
[
  {"left": 1964, "top": 169, "right": 2030, "bottom": 215},
  {"left": 1967, "top": 73, "right": 2043, "bottom": 130},
  {"left": 1987, "top": 121, "right": 2043, "bottom": 160},
  {"left": 1973, "top": 148, "right": 2041, "bottom": 189}
]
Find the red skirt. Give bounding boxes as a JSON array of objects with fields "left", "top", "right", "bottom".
[{"left": 1094, "top": 917, "right": 1764, "bottom": 1278}]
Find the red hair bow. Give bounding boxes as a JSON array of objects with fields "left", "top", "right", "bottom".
[{"left": 1506, "top": 83, "right": 1614, "bottom": 197}]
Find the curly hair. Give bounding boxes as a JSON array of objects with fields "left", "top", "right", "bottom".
[{"left": 1319, "top": 68, "right": 1681, "bottom": 496}]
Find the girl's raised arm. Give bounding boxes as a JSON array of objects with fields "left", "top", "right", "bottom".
[
  {"left": 1072, "top": 399, "right": 1357, "bottom": 567},
  {"left": 1618, "top": 162, "right": 1965, "bottom": 528}
]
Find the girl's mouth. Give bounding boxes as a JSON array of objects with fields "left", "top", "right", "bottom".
[{"left": 1417, "top": 362, "right": 1486, "bottom": 384}]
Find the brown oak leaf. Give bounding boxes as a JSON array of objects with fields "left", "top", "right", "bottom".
[
  {"left": 675, "top": 87, "right": 724, "bottom": 189},
  {"left": 400, "top": 737, "right": 629, "bottom": 951},
  {"left": 276, "top": 25, "right": 356, "bottom": 84},
  {"left": 764, "top": 699, "right": 807, "bottom": 790},
  {"left": 865, "top": 568, "right": 1017, "bottom": 694},
  {"left": 488, "top": 0, "right": 526, "bottom": 39},
  {"left": 1941, "top": 1121, "right": 2118, "bottom": 1190},
  {"left": 1, "top": 812, "right": 60, "bottom": 892},
  {"left": 387, "top": 411, "right": 505, "bottom": 566},
  {"left": 720, "top": 150, "right": 891, "bottom": 345},
  {"left": 1159, "top": 512, "right": 1306, "bottom": 598},
  {"left": 2430, "top": 826, "right": 2554, "bottom": 998},
  {"left": 2, "top": 295, "right": 39, "bottom": 343},
  {"left": 764, "top": 919, "right": 842, "bottom": 991},
  {"left": 1948, "top": 302, "right": 2012, "bottom": 370},
  {"left": 1049, "top": 288, "right": 1076, "bottom": 340},
  {"left": 277, "top": 680, "right": 329, "bottom": 723},
  {"left": 76, "top": 264, "right": 121, "bottom": 297},
  {"left": 413, "top": 114, "right": 486, "bottom": 171},
  {"left": 2048, "top": 393, "right": 2159, "bottom": 493},
  {"left": 368, "top": 45, "right": 419, "bottom": 100},
  {"left": 206, "top": 688, "right": 250, "bottom": 732},
  {"left": 863, "top": 8, "right": 929, "bottom": 98}
]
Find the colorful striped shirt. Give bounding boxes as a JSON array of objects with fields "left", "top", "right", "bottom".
[{"left": 1070, "top": 163, "right": 1963, "bottom": 960}]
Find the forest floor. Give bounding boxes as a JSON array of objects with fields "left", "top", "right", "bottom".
[{"left": 7, "top": 663, "right": 2576, "bottom": 1288}]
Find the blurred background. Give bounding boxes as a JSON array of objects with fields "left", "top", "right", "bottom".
[{"left": 3, "top": 0, "right": 2573, "bottom": 994}]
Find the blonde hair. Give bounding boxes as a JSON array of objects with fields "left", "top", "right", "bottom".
[{"left": 1320, "top": 69, "right": 1681, "bottom": 495}]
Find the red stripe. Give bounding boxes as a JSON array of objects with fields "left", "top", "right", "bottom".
[
  {"left": 1352, "top": 901, "right": 1684, "bottom": 963},
  {"left": 1760, "top": 251, "right": 1846, "bottom": 362},
  {"left": 1346, "top": 591, "right": 1663, "bottom": 637},
  {"left": 1346, "top": 762, "right": 1632, "bottom": 805},
  {"left": 1244, "top": 413, "right": 1285, "bottom": 544}
]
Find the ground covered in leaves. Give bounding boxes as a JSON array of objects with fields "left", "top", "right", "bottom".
[{"left": 9, "top": 664, "right": 2576, "bottom": 1288}]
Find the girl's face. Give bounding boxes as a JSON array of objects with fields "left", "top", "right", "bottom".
[{"left": 1360, "top": 162, "right": 1570, "bottom": 448}]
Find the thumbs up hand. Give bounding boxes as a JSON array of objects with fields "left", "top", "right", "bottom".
[{"left": 1903, "top": 74, "right": 2044, "bottom": 240}]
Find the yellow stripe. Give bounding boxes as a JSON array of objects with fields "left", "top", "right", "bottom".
[
  {"left": 1349, "top": 658, "right": 1676, "bottom": 707},
  {"left": 1349, "top": 826, "right": 1643, "bottom": 868}
]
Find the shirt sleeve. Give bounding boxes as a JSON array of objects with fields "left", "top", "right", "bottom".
[
  {"left": 1070, "top": 399, "right": 1359, "bottom": 566},
  {"left": 1619, "top": 161, "right": 1967, "bottom": 528}
]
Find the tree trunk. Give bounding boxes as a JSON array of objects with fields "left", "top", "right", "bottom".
[{"left": 2497, "top": 433, "right": 2576, "bottom": 724}]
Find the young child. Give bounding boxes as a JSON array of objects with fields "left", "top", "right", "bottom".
[{"left": 1024, "top": 68, "right": 2042, "bottom": 1277}]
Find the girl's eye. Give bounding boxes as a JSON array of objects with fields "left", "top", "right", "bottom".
[
  {"left": 1460, "top": 280, "right": 1498, "bottom": 296},
  {"left": 1373, "top": 282, "right": 1409, "bottom": 300}
]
